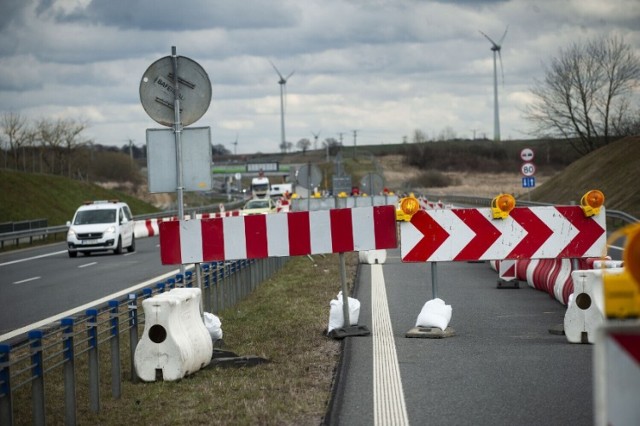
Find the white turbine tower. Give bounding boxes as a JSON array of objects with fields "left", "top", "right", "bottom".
[
  {"left": 269, "top": 60, "right": 294, "bottom": 153},
  {"left": 479, "top": 26, "right": 508, "bottom": 142}
]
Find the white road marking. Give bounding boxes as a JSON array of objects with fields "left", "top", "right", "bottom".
[
  {"left": 78, "top": 262, "right": 97, "bottom": 268},
  {"left": 372, "top": 264, "right": 409, "bottom": 426},
  {"left": 0, "top": 250, "right": 67, "bottom": 267},
  {"left": 13, "top": 276, "right": 41, "bottom": 285}
]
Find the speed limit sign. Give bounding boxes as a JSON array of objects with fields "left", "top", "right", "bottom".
[{"left": 521, "top": 162, "right": 536, "bottom": 176}]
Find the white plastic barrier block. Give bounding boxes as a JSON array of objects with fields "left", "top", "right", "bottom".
[
  {"left": 135, "top": 288, "right": 212, "bottom": 381},
  {"left": 564, "top": 268, "right": 623, "bottom": 344},
  {"left": 358, "top": 249, "right": 387, "bottom": 264}
]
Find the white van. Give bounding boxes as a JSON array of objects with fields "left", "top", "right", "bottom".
[{"left": 66, "top": 200, "right": 135, "bottom": 257}]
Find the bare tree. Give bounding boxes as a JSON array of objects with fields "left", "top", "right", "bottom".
[
  {"left": 1, "top": 112, "right": 35, "bottom": 171},
  {"left": 525, "top": 35, "right": 640, "bottom": 155},
  {"left": 36, "top": 118, "right": 90, "bottom": 176},
  {"left": 296, "top": 138, "right": 311, "bottom": 154}
]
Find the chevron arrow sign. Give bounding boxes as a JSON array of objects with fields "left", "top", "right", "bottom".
[{"left": 401, "top": 206, "right": 606, "bottom": 262}]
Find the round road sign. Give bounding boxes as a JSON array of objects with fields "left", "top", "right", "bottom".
[
  {"left": 140, "top": 55, "right": 212, "bottom": 127},
  {"left": 521, "top": 162, "right": 536, "bottom": 177},
  {"left": 520, "top": 148, "right": 535, "bottom": 162}
]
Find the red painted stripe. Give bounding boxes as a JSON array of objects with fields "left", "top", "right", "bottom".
[
  {"left": 507, "top": 207, "right": 553, "bottom": 259},
  {"left": 452, "top": 209, "right": 500, "bottom": 260},
  {"left": 556, "top": 206, "right": 605, "bottom": 258},
  {"left": 244, "top": 214, "right": 268, "bottom": 258},
  {"left": 145, "top": 219, "right": 155, "bottom": 236},
  {"left": 201, "top": 218, "right": 225, "bottom": 261},
  {"left": 373, "top": 206, "right": 398, "bottom": 249},
  {"left": 404, "top": 210, "right": 450, "bottom": 262},
  {"left": 159, "top": 221, "right": 182, "bottom": 265},
  {"left": 288, "top": 211, "right": 311, "bottom": 256},
  {"left": 330, "top": 208, "right": 354, "bottom": 253}
]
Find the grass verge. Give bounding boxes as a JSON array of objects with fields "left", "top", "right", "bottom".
[{"left": 11, "top": 253, "right": 357, "bottom": 426}]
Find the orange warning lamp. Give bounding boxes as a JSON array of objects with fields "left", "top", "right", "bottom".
[
  {"left": 580, "top": 190, "right": 605, "bottom": 217},
  {"left": 396, "top": 196, "right": 420, "bottom": 222},
  {"left": 603, "top": 222, "right": 640, "bottom": 318},
  {"left": 491, "top": 194, "right": 516, "bottom": 219}
]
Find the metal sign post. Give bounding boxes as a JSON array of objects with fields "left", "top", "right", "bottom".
[{"left": 171, "top": 47, "right": 185, "bottom": 278}]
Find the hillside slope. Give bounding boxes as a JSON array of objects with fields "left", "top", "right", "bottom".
[
  {"left": 529, "top": 135, "right": 640, "bottom": 218},
  {"left": 0, "top": 170, "right": 159, "bottom": 225}
]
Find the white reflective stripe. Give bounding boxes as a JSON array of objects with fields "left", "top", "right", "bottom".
[
  {"left": 352, "top": 207, "right": 375, "bottom": 251},
  {"left": 180, "top": 220, "right": 204, "bottom": 263},
  {"left": 372, "top": 264, "right": 409, "bottom": 426},
  {"left": 310, "top": 210, "right": 332, "bottom": 254},
  {"left": 223, "top": 216, "right": 247, "bottom": 260},
  {"left": 266, "top": 213, "right": 289, "bottom": 257}
]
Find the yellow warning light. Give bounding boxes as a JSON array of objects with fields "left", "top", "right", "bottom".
[
  {"left": 337, "top": 192, "right": 348, "bottom": 198},
  {"left": 491, "top": 194, "right": 516, "bottom": 219},
  {"left": 603, "top": 222, "right": 640, "bottom": 318},
  {"left": 396, "top": 196, "right": 420, "bottom": 221},
  {"left": 291, "top": 193, "right": 299, "bottom": 199},
  {"left": 580, "top": 190, "right": 605, "bottom": 217}
]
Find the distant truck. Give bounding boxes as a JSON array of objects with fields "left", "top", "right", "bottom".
[
  {"left": 270, "top": 183, "right": 293, "bottom": 198},
  {"left": 251, "top": 176, "right": 270, "bottom": 199}
]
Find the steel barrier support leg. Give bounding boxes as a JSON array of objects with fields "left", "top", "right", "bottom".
[
  {"left": 108, "top": 301, "right": 121, "bottom": 399},
  {"left": 202, "top": 264, "right": 211, "bottom": 313},
  {"left": 61, "top": 318, "right": 77, "bottom": 426},
  {"left": 0, "top": 344, "right": 13, "bottom": 426},
  {"left": 431, "top": 262, "right": 439, "bottom": 299},
  {"left": 29, "top": 330, "right": 45, "bottom": 426},
  {"left": 86, "top": 309, "right": 100, "bottom": 413},
  {"left": 128, "top": 293, "right": 139, "bottom": 383}
]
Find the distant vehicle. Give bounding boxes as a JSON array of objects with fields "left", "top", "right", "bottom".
[
  {"left": 271, "top": 183, "right": 293, "bottom": 198},
  {"left": 66, "top": 200, "right": 135, "bottom": 258},
  {"left": 251, "top": 175, "right": 270, "bottom": 199},
  {"left": 242, "top": 198, "right": 275, "bottom": 215}
]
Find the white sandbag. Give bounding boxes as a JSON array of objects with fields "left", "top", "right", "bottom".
[
  {"left": 415, "top": 298, "right": 452, "bottom": 331},
  {"left": 327, "top": 292, "right": 361, "bottom": 333},
  {"left": 203, "top": 312, "right": 223, "bottom": 341}
]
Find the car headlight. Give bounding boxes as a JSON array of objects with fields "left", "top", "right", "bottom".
[
  {"left": 67, "top": 229, "right": 76, "bottom": 238},
  {"left": 105, "top": 225, "right": 116, "bottom": 234}
]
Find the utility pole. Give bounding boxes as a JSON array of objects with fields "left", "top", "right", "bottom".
[
  {"left": 352, "top": 130, "right": 358, "bottom": 159},
  {"left": 338, "top": 132, "right": 344, "bottom": 146}
]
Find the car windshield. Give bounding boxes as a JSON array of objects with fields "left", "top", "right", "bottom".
[
  {"left": 74, "top": 209, "right": 117, "bottom": 225},
  {"left": 245, "top": 200, "right": 270, "bottom": 209}
]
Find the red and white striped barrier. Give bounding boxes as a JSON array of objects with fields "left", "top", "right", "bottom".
[
  {"left": 133, "top": 211, "right": 242, "bottom": 238},
  {"left": 159, "top": 205, "right": 397, "bottom": 264}
]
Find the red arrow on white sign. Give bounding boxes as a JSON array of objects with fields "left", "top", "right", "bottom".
[{"left": 401, "top": 206, "right": 606, "bottom": 262}]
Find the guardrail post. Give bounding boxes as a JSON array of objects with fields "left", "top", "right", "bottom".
[
  {"left": 61, "top": 318, "right": 77, "bottom": 426},
  {"left": 175, "top": 274, "right": 184, "bottom": 288},
  {"left": 0, "top": 344, "right": 13, "bottom": 426},
  {"left": 108, "top": 301, "right": 121, "bottom": 399},
  {"left": 202, "top": 264, "right": 211, "bottom": 313},
  {"left": 157, "top": 282, "right": 166, "bottom": 293},
  {"left": 185, "top": 270, "right": 193, "bottom": 288},
  {"left": 86, "top": 309, "right": 100, "bottom": 413},
  {"left": 29, "top": 330, "right": 45, "bottom": 426},
  {"left": 128, "top": 293, "right": 139, "bottom": 383},
  {"left": 212, "top": 263, "right": 220, "bottom": 314}
]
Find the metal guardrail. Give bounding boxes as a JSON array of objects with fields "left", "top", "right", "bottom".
[
  {"left": 0, "top": 256, "right": 288, "bottom": 425},
  {"left": 0, "top": 200, "right": 246, "bottom": 249}
]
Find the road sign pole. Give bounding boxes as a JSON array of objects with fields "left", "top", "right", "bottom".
[
  {"left": 430, "top": 262, "right": 438, "bottom": 299},
  {"left": 171, "top": 46, "right": 186, "bottom": 277}
]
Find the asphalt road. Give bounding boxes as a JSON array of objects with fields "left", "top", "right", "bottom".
[
  {"left": 329, "top": 249, "right": 595, "bottom": 425},
  {"left": 0, "top": 236, "right": 178, "bottom": 336}
]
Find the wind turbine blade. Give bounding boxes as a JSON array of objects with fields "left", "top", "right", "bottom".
[
  {"left": 269, "top": 60, "right": 284, "bottom": 80},
  {"left": 498, "top": 25, "right": 509, "bottom": 45},
  {"left": 286, "top": 70, "right": 295, "bottom": 81},
  {"left": 479, "top": 30, "right": 499, "bottom": 49}
]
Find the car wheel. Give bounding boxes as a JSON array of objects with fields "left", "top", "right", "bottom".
[
  {"left": 114, "top": 237, "right": 123, "bottom": 254},
  {"left": 68, "top": 250, "right": 77, "bottom": 258},
  {"left": 127, "top": 235, "right": 136, "bottom": 253}
]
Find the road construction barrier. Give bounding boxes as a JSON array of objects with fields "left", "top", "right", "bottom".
[
  {"left": 359, "top": 249, "right": 387, "bottom": 264},
  {"left": 563, "top": 268, "right": 616, "bottom": 343},
  {"left": 134, "top": 288, "right": 212, "bottom": 381}
]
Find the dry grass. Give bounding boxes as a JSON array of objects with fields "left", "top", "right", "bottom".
[{"left": 10, "top": 253, "right": 355, "bottom": 426}]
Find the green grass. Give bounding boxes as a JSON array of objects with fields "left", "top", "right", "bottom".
[{"left": 0, "top": 169, "right": 159, "bottom": 225}]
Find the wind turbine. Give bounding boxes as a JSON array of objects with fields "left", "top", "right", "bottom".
[
  {"left": 269, "top": 60, "right": 294, "bottom": 153},
  {"left": 479, "top": 26, "right": 508, "bottom": 142},
  {"left": 232, "top": 133, "right": 238, "bottom": 155}
]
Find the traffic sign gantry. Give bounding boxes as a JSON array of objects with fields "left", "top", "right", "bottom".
[{"left": 401, "top": 206, "right": 606, "bottom": 262}]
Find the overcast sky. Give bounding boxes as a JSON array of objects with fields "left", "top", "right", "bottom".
[{"left": 1, "top": 0, "right": 638, "bottom": 154}]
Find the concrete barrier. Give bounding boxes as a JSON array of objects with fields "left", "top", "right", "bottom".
[{"left": 134, "top": 288, "right": 212, "bottom": 381}]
